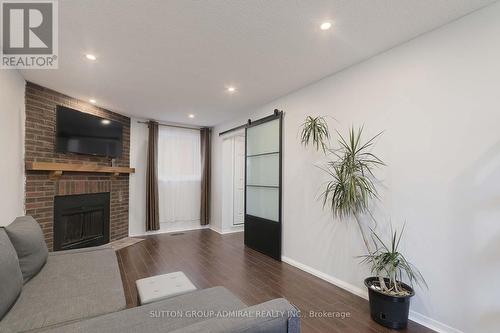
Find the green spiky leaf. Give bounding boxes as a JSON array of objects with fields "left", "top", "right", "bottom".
[
  {"left": 300, "top": 116, "right": 330, "bottom": 153},
  {"left": 321, "top": 126, "right": 384, "bottom": 219}
]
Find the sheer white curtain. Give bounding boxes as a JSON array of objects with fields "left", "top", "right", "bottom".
[{"left": 158, "top": 126, "right": 201, "bottom": 224}]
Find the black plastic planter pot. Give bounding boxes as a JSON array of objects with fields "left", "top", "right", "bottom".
[{"left": 364, "top": 277, "right": 415, "bottom": 330}]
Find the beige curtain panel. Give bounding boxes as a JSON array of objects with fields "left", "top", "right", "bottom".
[
  {"left": 200, "top": 127, "right": 211, "bottom": 225},
  {"left": 146, "top": 121, "right": 160, "bottom": 231}
]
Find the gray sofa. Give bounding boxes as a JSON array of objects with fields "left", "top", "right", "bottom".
[{"left": 0, "top": 218, "right": 300, "bottom": 333}]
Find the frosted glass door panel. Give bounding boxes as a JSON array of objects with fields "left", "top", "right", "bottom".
[
  {"left": 246, "top": 187, "right": 279, "bottom": 222},
  {"left": 246, "top": 154, "right": 279, "bottom": 186},
  {"left": 246, "top": 119, "right": 280, "bottom": 156},
  {"left": 244, "top": 112, "right": 282, "bottom": 260}
]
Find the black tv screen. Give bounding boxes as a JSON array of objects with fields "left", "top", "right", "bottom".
[{"left": 56, "top": 106, "right": 123, "bottom": 158}]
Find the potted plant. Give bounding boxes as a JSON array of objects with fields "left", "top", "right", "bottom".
[
  {"left": 301, "top": 120, "right": 426, "bottom": 329},
  {"left": 361, "top": 227, "right": 427, "bottom": 329}
]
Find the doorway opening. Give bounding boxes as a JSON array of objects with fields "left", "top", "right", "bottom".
[{"left": 221, "top": 130, "right": 245, "bottom": 232}]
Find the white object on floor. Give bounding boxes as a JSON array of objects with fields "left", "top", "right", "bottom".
[{"left": 136, "top": 271, "right": 197, "bottom": 305}]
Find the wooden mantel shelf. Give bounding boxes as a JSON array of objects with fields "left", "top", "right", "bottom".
[{"left": 26, "top": 162, "right": 135, "bottom": 179}]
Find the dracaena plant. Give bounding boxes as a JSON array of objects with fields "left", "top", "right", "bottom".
[
  {"left": 300, "top": 116, "right": 330, "bottom": 153},
  {"left": 321, "top": 126, "right": 384, "bottom": 253},
  {"left": 360, "top": 226, "right": 427, "bottom": 296}
]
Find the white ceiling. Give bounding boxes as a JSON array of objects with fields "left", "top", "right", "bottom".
[{"left": 21, "top": 0, "right": 496, "bottom": 126}]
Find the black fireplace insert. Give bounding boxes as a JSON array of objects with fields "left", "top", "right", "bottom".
[{"left": 54, "top": 192, "right": 110, "bottom": 251}]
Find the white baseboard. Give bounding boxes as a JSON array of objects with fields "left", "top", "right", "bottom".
[
  {"left": 282, "top": 256, "right": 369, "bottom": 300},
  {"left": 129, "top": 225, "right": 209, "bottom": 237},
  {"left": 408, "top": 311, "right": 463, "bottom": 333},
  {"left": 209, "top": 226, "right": 244, "bottom": 235},
  {"left": 281, "top": 256, "right": 461, "bottom": 333}
]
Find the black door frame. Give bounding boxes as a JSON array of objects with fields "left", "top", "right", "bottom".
[{"left": 244, "top": 109, "right": 282, "bottom": 261}]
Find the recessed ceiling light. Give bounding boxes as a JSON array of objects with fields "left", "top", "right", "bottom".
[
  {"left": 101, "top": 119, "right": 111, "bottom": 125},
  {"left": 227, "top": 86, "right": 236, "bottom": 93},
  {"left": 89, "top": 99, "right": 96, "bottom": 104},
  {"left": 85, "top": 54, "right": 97, "bottom": 61},
  {"left": 320, "top": 22, "right": 332, "bottom": 30},
  {"left": 188, "top": 114, "right": 195, "bottom": 119}
]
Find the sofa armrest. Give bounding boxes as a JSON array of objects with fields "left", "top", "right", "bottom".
[
  {"left": 171, "top": 298, "right": 301, "bottom": 333},
  {"left": 49, "top": 245, "right": 113, "bottom": 256}
]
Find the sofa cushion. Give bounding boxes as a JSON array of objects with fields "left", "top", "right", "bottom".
[
  {"left": 0, "top": 229, "right": 23, "bottom": 321},
  {"left": 41, "top": 287, "right": 247, "bottom": 333},
  {"left": 0, "top": 247, "right": 126, "bottom": 333},
  {"left": 4, "top": 216, "right": 48, "bottom": 283}
]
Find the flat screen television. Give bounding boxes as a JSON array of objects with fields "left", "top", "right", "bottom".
[{"left": 56, "top": 105, "right": 123, "bottom": 158}]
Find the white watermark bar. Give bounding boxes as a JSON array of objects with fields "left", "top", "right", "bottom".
[{"left": 149, "top": 309, "right": 351, "bottom": 320}]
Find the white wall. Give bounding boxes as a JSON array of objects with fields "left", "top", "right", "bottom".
[
  {"left": 129, "top": 119, "right": 208, "bottom": 236},
  {"left": 0, "top": 70, "right": 25, "bottom": 225},
  {"left": 129, "top": 119, "right": 148, "bottom": 235},
  {"left": 211, "top": 3, "right": 500, "bottom": 332}
]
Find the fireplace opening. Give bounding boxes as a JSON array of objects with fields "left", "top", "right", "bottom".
[{"left": 54, "top": 192, "right": 110, "bottom": 251}]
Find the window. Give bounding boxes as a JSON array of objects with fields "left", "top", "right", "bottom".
[{"left": 157, "top": 126, "right": 201, "bottom": 223}]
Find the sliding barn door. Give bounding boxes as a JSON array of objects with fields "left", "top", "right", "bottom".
[{"left": 245, "top": 111, "right": 282, "bottom": 260}]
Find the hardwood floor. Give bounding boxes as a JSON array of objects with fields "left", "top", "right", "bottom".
[{"left": 116, "top": 229, "right": 433, "bottom": 333}]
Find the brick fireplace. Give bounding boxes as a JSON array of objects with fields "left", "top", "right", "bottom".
[{"left": 24, "top": 82, "right": 131, "bottom": 251}]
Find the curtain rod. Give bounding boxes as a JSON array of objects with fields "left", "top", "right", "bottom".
[{"left": 137, "top": 120, "right": 202, "bottom": 131}]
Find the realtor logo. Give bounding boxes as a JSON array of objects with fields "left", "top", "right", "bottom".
[{"left": 1, "top": 0, "right": 58, "bottom": 68}]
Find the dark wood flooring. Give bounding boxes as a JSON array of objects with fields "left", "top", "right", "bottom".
[{"left": 116, "top": 229, "right": 433, "bottom": 333}]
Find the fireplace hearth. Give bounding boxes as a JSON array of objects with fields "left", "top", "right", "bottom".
[{"left": 54, "top": 192, "right": 110, "bottom": 251}]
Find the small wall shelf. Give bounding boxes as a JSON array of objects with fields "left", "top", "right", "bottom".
[{"left": 25, "top": 162, "right": 136, "bottom": 180}]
